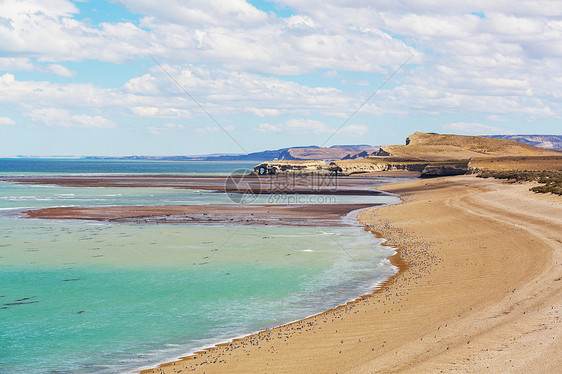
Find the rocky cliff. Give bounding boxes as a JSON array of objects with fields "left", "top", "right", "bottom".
[
  {"left": 252, "top": 133, "right": 561, "bottom": 178},
  {"left": 253, "top": 158, "right": 471, "bottom": 177}
]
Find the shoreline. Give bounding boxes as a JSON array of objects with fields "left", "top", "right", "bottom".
[
  {"left": 137, "top": 224, "right": 405, "bottom": 374},
  {"left": 137, "top": 237, "right": 402, "bottom": 374},
  {"left": 135, "top": 182, "right": 409, "bottom": 373},
  {"left": 134, "top": 185, "right": 407, "bottom": 374},
  {"left": 141, "top": 175, "right": 561, "bottom": 373},
  {"left": 137, "top": 196, "right": 409, "bottom": 374}
]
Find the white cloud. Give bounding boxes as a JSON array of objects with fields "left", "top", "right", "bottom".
[
  {"left": 255, "top": 123, "right": 280, "bottom": 133},
  {"left": 0, "top": 0, "right": 151, "bottom": 63},
  {"left": 0, "top": 67, "right": 356, "bottom": 119},
  {"left": 148, "top": 123, "right": 187, "bottom": 135},
  {"left": 1, "top": 0, "right": 562, "bottom": 135},
  {"left": 255, "top": 119, "right": 368, "bottom": 136},
  {"left": 382, "top": 13, "right": 480, "bottom": 39},
  {"left": 130, "top": 106, "right": 191, "bottom": 118},
  {"left": 245, "top": 108, "right": 280, "bottom": 117},
  {"left": 0, "top": 0, "right": 414, "bottom": 73},
  {"left": 441, "top": 122, "right": 510, "bottom": 135},
  {"left": 28, "top": 107, "right": 116, "bottom": 128},
  {"left": 255, "top": 119, "right": 328, "bottom": 134},
  {"left": 195, "top": 125, "right": 235, "bottom": 133},
  {"left": 0, "top": 58, "right": 76, "bottom": 77},
  {"left": 487, "top": 115, "right": 510, "bottom": 122},
  {"left": 341, "top": 79, "right": 371, "bottom": 87},
  {"left": 164, "top": 123, "right": 185, "bottom": 129},
  {"left": 45, "top": 64, "right": 76, "bottom": 77},
  {"left": 0, "top": 116, "right": 16, "bottom": 126},
  {"left": 123, "top": 65, "right": 354, "bottom": 116},
  {"left": 339, "top": 124, "right": 369, "bottom": 136},
  {"left": 123, "top": 0, "right": 268, "bottom": 26},
  {"left": 284, "top": 119, "right": 329, "bottom": 134},
  {"left": 147, "top": 126, "right": 161, "bottom": 136},
  {"left": 0, "top": 57, "right": 35, "bottom": 71}
]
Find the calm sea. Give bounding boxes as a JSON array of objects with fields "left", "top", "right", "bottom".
[
  {"left": 0, "top": 158, "right": 260, "bottom": 175},
  {"left": 0, "top": 159, "right": 400, "bottom": 373}
]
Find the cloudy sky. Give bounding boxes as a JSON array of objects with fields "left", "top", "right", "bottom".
[{"left": 0, "top": 0, "right": 561, "bottom": 156}]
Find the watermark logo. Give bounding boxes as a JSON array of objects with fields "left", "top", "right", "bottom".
[
  {"left": 225, "top": 168, "right": 261, "bottom": 204},
  {"left": 225, "top": 169, "right": 341, "bottom": 204},
  {"left": 266, "top": 193, "right": 337, "bottom": 204},
  {"left": 267, "top": 172, "right": 339, "bottom": 193}
]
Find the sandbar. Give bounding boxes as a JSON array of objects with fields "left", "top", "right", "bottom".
[{"left": 23, "top": 203, "right": 375, "bottom": 227}]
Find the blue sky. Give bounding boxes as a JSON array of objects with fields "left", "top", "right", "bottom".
[{"left": 0, "top": 0, "right": 561, "bottom": 156}]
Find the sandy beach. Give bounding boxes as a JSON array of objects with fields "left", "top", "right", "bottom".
[{"left": 141, "top": 175, "right": 561, "bottom": 373}]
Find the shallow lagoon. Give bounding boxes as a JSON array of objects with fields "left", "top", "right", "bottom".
[{"left": 0, "top": 160, "right": 400, "bottom": 373}]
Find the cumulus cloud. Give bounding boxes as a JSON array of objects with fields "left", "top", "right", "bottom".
[
  {"left": 28, "top": 108, "right": 116, "bottom": 128},
  {"left": 195, "top": 125, "right": 235, "bottom": 133},
  {"left": 130, "top": 106, "right": 191, "bottom": 118},
  {"left": 339, "top": 124, "right": 369, "bottom": 136},
  {"left": 255, "top": 119, "right": 328, "bottom": 134},
  {"left": 0, "top": 58, "right": 77, "bottom": 77},
  {"left": 1, "top": 0, "right": 562, "bottom": 137},
  {"left": 245, "top": 108, "right": 280, "bottom": 117},
  {"left": 487, "top": 115, "right": 510, "bottom": 122},
  {"left": 255, "top": 119, "right": 368, "bottom": 136},
  {"left": 0, "top": 57, "right": 36, "bottom": 71},
  {"left": 0, "top": 67, "right": 355, "bottom": 119},
  {"left": 148, "top": 123, "right": 187, "bottom": 135},
  {"left": 119, "top": 0, "right": 268, "bottom": 26},
  {"left": 0, "top": 0, "right": 414, "bottom": 73},
  {"left": 0, "top": 116, "right": 16, "bottom": 126},
  {"left": 0, "top": 0, "right": 151, "bottom": 63},
  {"left": 44, "top": 64, "right": 77, "bottom": 77}
]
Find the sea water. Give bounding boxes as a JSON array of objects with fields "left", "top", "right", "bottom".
[
  {"left": 0, "top": 159, "right": 260, "bottom": 176},
  {"left": 0, "top": 160, "right": 402, "bottom": 373}
]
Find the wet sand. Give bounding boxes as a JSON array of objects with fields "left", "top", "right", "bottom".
[
  {"left": 2, "top": 174, "right": 391, "bottom": 196},
  {"left": 16, "top": 174, "right": 393, "bottom": 226},
  {"left": 140, "top": 175, "right": 561, "bottom": 373},
  {"left": 23, "top": 203, "right": 375, "bottom": 226}
]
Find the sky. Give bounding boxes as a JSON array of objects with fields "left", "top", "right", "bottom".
[{"left": 0, "top": 0, "right": 561, "bottom": 156}]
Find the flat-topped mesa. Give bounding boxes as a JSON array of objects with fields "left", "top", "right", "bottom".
[{"left": 380, "top": 131, "right": 561, "bottom": 160}]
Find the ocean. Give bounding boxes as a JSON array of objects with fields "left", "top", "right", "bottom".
[
  {"left": 0, "top": 159, "right": 400, "bottom": 373},
  {"left": 0, "top": 158, "right": 260, "bottom": 176}
]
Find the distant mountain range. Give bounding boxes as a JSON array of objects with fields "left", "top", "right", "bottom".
[
  {"left": 484, "top": 135, "right": 562, "bottom": 151},
  {"left": 16, "top": 135, "right": 560, "bottom": 162},
  {"left": 80, "top": 144, "right": 380, "bottom": 162}
]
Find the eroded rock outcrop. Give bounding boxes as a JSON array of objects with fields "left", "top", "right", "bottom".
[
  {"left": 253, "top": 159, "right": 470, "bottom": 177},
  {"left": 253, "top": 161, "right": 339, "bottom": 175},
  {"left": 420, "top": 164, "right": 469, "bottom": 178}
]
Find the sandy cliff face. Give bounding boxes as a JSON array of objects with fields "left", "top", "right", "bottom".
[
  {"left": 253, "top": 160, "right": 333, "bottom": 175},
  {"left": 252, "top": 133, "right": 561, "bottom": 177},
  {"left": 253, "top": 159, "right": 471, "bottom": 177}
]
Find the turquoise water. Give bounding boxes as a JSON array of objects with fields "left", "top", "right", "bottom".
[
  {"left": 0, "top": 221, "right": 395, "bottom": 373},
  {"left": 0, "top": 160, "right": 401, "bottom": 373},
  {"left": 0, "top": 181, "right": 392, "bottom": 211},
  {"left": 0, "top": 159, "right": 260, "bottom": 176}
]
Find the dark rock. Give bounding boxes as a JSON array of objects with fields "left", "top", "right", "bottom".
[
  {"left": 420, "top": 165, "right": 469, "bottom": 178},
  {"left": 376, "top": 147, "right": 392, "bottom": 156}
]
